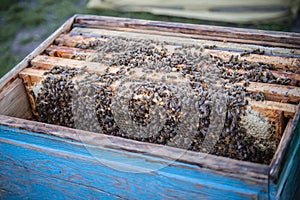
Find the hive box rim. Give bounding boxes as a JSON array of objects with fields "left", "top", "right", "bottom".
[{"left": 0, "top": 14, "right": 299, "bottom": 183}]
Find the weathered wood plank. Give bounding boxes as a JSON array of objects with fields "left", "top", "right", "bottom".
[
  {"left": 0, "top": 161, "right": 117, "bottom": 199},
  {"left": 248, "top": 100, "right": 296, "bottom": 119},
  {"left": 28, "top": 55, "right": 300, "bottom": 104},
  {"left": 45, "top": 44, "right": 300, "bottom": 83},
  {"left": 246, "top": 82, "right": 300, "bottom": 104},
  {"left": 31, "top": 55, "right": 107, "bottom": 72},
  {"left": 69, "top": 27, "right": 300, "bottom": 58},
  {"left": 269, "top": 105, "right": 300, "bottom": 177},
  {"left": 269, "top": 119, "right": 294, "bottom": 183},
  {"left": 19, "top": 66, "right": 296, "bottom": 139},
  {"left": 0, "top": 15, "right": 75, "bottom": 93},
  {"left": 1, "top": 14, "right": 299, "bottom": 200},
  {"left": 0, "top": 78, "right": 32, "bottom": 119},
  {"left": 0, "top": 123, "right": 269, "bottom": 199},
  {"left": 0, "top": 115, "right": 269, "bottom": 178},
  {"left": 74, "top": 15, "right": 300, "bottom": 49},
  {"left": 269, "top": 105, "right": 300, "bottom": 199},
  {"left": 0, "top": 144, "right": 258, "bottom": 200}
]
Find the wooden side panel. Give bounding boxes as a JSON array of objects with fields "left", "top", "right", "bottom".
[
  {"left": 269, "top": 106, "right": 300, "bottom": 200},
  {"left": 0, "top": 125, "right": 269, "bottom": 200},
  {"left": 0, "top": 78, "right": 32, "bottom": 119},
  {"left": 0, "top": 15, "right": 75, "bottom": 92}
]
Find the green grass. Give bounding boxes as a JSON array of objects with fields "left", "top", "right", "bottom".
[{"left": 0, "top": 0, "right": 294, "bottom": 78}]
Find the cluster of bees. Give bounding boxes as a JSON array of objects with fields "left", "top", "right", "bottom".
[{"left": 33, "top": 36, "right": 287, "bottom": 164}]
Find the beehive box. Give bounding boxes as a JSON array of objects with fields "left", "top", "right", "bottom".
[{"left": 0, "top": 15, "right": 300, "bottom": 199}]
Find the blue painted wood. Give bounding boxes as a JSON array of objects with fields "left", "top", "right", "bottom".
[
  {"left": 269, "top": 119, "right": 300, "bottom": 200},
  {"left": 0, "top": 125, "right": 268, "bottom": 199}
]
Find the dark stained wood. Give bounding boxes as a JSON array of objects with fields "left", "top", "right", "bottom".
[{"left": 74, "top": 15, "right": 300, "bottom": 49}]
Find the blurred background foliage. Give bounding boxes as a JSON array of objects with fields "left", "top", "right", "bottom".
[{"left": 0, "top": 0, "right": 298, "bottom": 77}]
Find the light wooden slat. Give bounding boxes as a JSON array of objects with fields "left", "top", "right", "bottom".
[
  {"left": 248, "top": 99, "right": 296, "bottom": 119},
  {"left": 31, "top": 55, "right": 107, "bottom": 73},
  {"left": 45, "top": 45, "right": 300, "bottom": 83},
  {"left": 18, "top": 67, "right": 293, "bottom": 138},
  {"left": 19, "top": 67, "right": 297, "bottom": 122},
  {"left": 0, "top": 15, "right": 75, "bottom": 93},
  {"left": 246, "top": 82, "right": 300, "bottom": 104},
  {"left": 74, "top": 15, "right": 300, "bottom": 49},
  {"left": 70, "top": 27, "right": 300, "bottom": 57},
  {"left": 208, "top": 50, "right": 300, "bottom": 73},
  {"left": 31, "top": 55, "right": 300, "bottom": 104},
  {"left": 55, "top": 33, "right": 300, "bottom": 73}
]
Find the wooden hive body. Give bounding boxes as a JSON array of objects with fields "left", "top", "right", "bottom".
[{"left": 0, "top": 15, "right": 300, "bottom": 199}]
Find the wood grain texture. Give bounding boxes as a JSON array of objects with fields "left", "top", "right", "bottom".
[
  {"left": 0, "top": 124, "right": 269, "bottom": 199},
  {"left": 269, "top": 105, "right": 300, "bottom": 200},
  {"left": 74, "top": 15, "right": 300, "bottom": 49},
  {"left": 19, "top": 56, "right": 300, "bottom": 115},
  {"left": 0, "top": 115, "right": 269, "bottom": 179},
  {"left": 46, "top": 44, "right": 300, "bottom": 81},
  {"left": 28, "top": 55, "right": 300, "bottom": 104},
  {"left": 69, "top": 27, "right": 300, "bottom": 58},
  {"left": 0, "top": 78, "right": 32, "bottom": 119},
  {"left": 0, "top": 15, "right": 75, "bottom": 93},
  {"left": 245, "top": 82, "right": 300, "bottom": 104},
  {"left": 1, "top": 14, "right": 300, "bottom": 199}
]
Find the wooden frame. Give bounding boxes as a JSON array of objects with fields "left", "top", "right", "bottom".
[{"left": 0, "top": 14, "right": 300, "bottom": 199}]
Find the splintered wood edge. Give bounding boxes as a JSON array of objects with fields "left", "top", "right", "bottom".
[
  {"left": 45, "top": 44, "right": 300, "bottom": 84},
  {"left": 0, "top": 114, "right": 269, "bottom": 180},
  {"left": 55, "top": 33, "right": 300, "bottom": 73}
]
